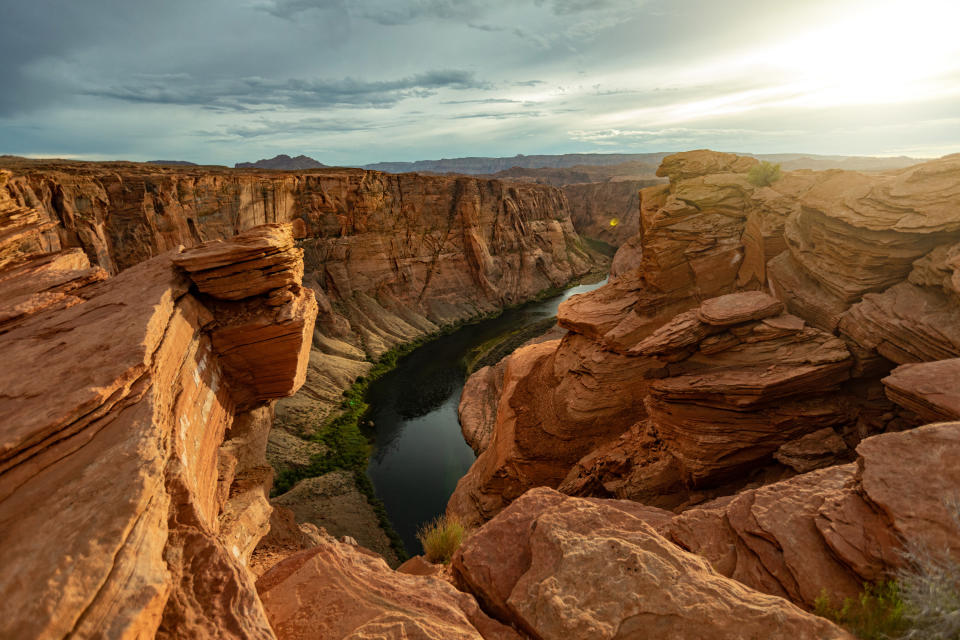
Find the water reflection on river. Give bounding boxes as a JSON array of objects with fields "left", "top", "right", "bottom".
[{"left": 365, "top": 277, "right": 608, "bottom": 555}]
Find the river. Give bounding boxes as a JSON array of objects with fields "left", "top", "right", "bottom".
[{"left": 364, "top": 277, "right": 608, "bottom": 556}]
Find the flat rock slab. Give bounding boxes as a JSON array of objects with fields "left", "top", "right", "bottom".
[
  {"left": 883, "top": 358, "right": 960, "bottom": 422},
  {"left": 696, "top": 290, "right": 784, "bottom": 326}
]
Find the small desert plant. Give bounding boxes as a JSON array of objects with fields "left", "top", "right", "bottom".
[
  {"left": 747, "top": 161, "right": 782, "bottom": 186},
  {"left": 895, "top": 497, "right": 960, "bottom": 639},
  {"left": 814, "top": 581, "right": 907, "bottom": 639},
  {"left": 417, "top": 514, "right": 467, "bottom": 564}
]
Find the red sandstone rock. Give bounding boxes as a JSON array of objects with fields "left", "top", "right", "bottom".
[
  {"left": 257, "top": 535, "right": 521, "bottom": 640},
  {"left": 453, "top": 151, "right": 960, "bottom": 530},
  {"left": 774, "top": 428, "right": 850, "bottom": 473},
  {"left": 452, "top": 487, "right": 850, "bottom": 640},
  {"left": 451, "top": 289, "right": 855, "bottom": 523},
  {"left": 655, "top": 149, "right": 759, "bottom": 181},
  {"left": 173, "top": 223, "right": 304, "bottom": 300},
  {"left": 0, "top": 224, "right": 315, "bottom": 639},
  {"left": 660, "top": 422, "right": 960, "bottom": 609},
  {"left": 458, "top": 361, "right": 505, "bottom": 454},
  {"left": 882, "top": 359, "right": 960, "bottom": 422},
  {"left": 0, "top": 159, "right": 603, "bottom": 479},
  {"left": 696, "top": 290, "right": 784, "bottom": 326},
  {"left": 397, "top": 555, "right": 445, "bottom": 577},
  {"left": 839, "top": 282, "right": 960, "bottom": 364}
]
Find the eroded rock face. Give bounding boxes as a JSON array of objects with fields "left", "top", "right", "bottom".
[
  {"left": 448, "top": 151, "right": 960, "bottom": 521},
  {"left": 272, "top": 470, "right": 400, "bottom": 566},
  {"left": 450, "top": 290, "right": 856, "bottom": 522},
  {"left": 451, "top": 487, "right": 850, "bottom": 640},
  {"left": 451, "top": 151, "right": 960, "bottom": 528},
  {"left": 660, "top": 421, "right": 960, "bottom": 609},
  {"left": 0, "top": 159, "right": 602, "bottom": 472},
  {"left": 562, "top": 179, "right": 661, "bottom": 246},
  {"left": 0, "top": 223, "right": 316, "bottom": 639},
  {"left": 256, "top": 532, "right": 521, "bottom": 640}
]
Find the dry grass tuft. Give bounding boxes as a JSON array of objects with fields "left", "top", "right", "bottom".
[{"left": 417, "top": 514, "right": 467, "bottom": 564}]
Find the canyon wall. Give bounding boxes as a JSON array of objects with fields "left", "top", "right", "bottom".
[
  {"left": 0, "top": 159, "right": 601, "bottom": 467},
  {"left": 7, "top": 153, "right": 936, "bottom": 639},
  {"left": 562, "top": 179, "right": 662, "bottom": 246},
  {"left": 0, "top": 180, "right": 317, "bottom": 638},
  {"left": 449, "top": 150, "right": 960, "bottom": 538}
]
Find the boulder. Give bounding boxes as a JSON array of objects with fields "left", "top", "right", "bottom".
[
  {"left": 882, "top": 359, "right": 960, "bottom": 422},
  {"left": 452, "top": 488, "right": 850, "bottom": 640},
  {"left": 257, "top": 535, "right": 521, "bottom": 640},
  {"left": 774, "top": 428, "right": 850, "bottom": 473},
  {"left": 663, "top": 422, "right": 960, "bottom": 608}
]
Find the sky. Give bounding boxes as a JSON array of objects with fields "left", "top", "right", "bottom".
[{"left": 2, "top": 0, "right": 959, "bottom": 166}]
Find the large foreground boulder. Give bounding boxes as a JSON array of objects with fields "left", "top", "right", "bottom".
[
  {"left": 257, "top": 532, "right": 520, "bottom": 640},
  {"left": 452, "top": 487, "right": 850, "bottom": 640}
]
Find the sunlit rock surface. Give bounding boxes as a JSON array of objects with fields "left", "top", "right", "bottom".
[
  {"left": 0, "top": 221, "right": 315, "bottom": 638},
  {"left": 451, "top": 151, "right": 960, "bottom": 526}
]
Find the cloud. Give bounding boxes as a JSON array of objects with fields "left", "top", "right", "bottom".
[
  {"left": 536, "top": 0, "right": 640, "bottom": 14},
  {"left": 262, "top": 0, "right": 641, "bottom": 23},
  {"left": 452, "top": 111, "right": 547, "bottom": 120},
  {"left": 261, "top": 0, "right": 487, "bottom": 24},
  {"left": 441, "top": 98, "right": 522, "bottom": 105},
  {"left": 198, "top": 116, "right": 391, "bottom": 140},
  {"left": 86, "top": 70, "right": 492, "bottom": 111}
]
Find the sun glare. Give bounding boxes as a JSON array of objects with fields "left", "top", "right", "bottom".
[
  {"left": 764, "top": 0, "right": 960, "bottom": 108},
  {"left": 602, "top": 0, "right": 960, "bottom": 127}
]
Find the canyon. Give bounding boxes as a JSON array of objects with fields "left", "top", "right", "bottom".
[{"left": 2, "top": 150, "right": 959, "bottom": 639}]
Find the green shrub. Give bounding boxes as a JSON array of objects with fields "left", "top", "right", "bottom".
[
  {"left": 813, "top": 581, "right": 907, "bottom": 639},
  {"left": 417, "top": 514, "right": 467, "bottom": 564},
  {"left": 747, "top": 161, "right": 782, "bottom": 187}
]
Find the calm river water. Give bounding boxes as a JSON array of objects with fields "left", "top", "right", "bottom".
[{"left": 365, "top": 278, "right": 608, "bottom": 555}]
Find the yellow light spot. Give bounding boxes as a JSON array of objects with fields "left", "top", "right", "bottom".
[{"left": 609, "top": 218, "right": 619, "bottom": 227}]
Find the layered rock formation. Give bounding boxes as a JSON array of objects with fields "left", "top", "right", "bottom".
[
  {"left": 450, "top": 150, "right": 960, "bottom": 528},
  {"left": 659, "top": 421, "right": 960, "bottom": 609},
  {"left": 0, "top": 214, "right": 316, "bottom": 637},
  {"left": 0, "top": 158, "right": 601, "bottom": 475}
]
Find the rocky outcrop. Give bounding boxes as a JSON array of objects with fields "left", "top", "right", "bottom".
[
  {"left": 450, "top": 150, "right": 960, "bottom": 527},
  {"left": 451, "top": 487, "right": 850, "bottom": 639},
  {"left": 657, "top": 421, "right": 960, "bottom": 609},
  {"left": 0, "top": 221, "right": 316, "bottom": 638},
  {"left": 256, "top": 532, "right": 521, "bottom": 640},
  {"left": 272, "top": 470, "right": 399, "bottom": 565}
]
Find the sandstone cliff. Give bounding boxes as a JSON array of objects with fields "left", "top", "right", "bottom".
[
  {"left": 0, "top": 158, "right": 601, "bottom": 468},
  {"left": 449, "top": 150, "right": 960, "bottom": 531},
  {"left": 0, "top": 205, "right": 316, "bottom": 636}
]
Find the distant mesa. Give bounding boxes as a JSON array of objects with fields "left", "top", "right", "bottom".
[
  {"left": 235, "top": 154, "right": 328, "bottom": 170},
  {"left": 146, "top": 160, "right": 198, "bottom": 166}
]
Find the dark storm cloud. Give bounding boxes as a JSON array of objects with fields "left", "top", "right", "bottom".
[{"left": 87, "top": 70, "right": 492, "bottom": 111}]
